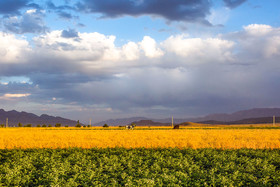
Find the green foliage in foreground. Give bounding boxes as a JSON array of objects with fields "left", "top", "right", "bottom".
[{"left": 0, "top": 148, "right": 280, "bottom": 186}]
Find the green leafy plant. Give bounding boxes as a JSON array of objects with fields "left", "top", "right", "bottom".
[{"left": 0, "top": 148, "right": 280, "bottom": 186}]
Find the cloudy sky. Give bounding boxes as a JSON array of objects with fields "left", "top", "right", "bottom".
[{"left": 0, "top": 0, "right": 280, "bottom": 123}]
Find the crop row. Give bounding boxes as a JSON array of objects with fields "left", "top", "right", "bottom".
[{"left": 1, "top": 148, "right": 280, "bottom": 186}]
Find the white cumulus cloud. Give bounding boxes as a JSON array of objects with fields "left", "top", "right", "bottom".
[
  {"left": 0, "top": 32, "right": 31, "bottom": 63},
  {"left": 139, "top": 36, "right": 164, "bottom": 58},
  {"left": 244, "top": 24, "right": 273, "bottom": 36},
  {"left": 163, "top": 34, "right": 235, "bottom": 63}
]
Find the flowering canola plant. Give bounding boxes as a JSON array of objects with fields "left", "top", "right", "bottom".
[{"left": 0, "top": 127, "right": 280, "bottom": 149}]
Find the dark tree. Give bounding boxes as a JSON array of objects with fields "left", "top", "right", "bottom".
[
  {"left": 55, "top": 123, "right": 61, "bottom": 127},
  {"left": 76, "top": 120, "right": 81, "bottom": 127}
]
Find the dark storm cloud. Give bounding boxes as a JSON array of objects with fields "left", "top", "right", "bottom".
[
  {"left": 29, "top": 73, "right": 91, "bottom": 89},
  {"left": 61, "top": 29, "right": 79, "bottom": 38},
  {"left": 77, "top": 0, "right": 211, "bottom": 23},
  {"left": 58, "top": 11, "right": 73, "bottom": 19},
  {"left": 0, "top": 82, "right": 34, "bottom": 95},
  {"left": 223, "top": 0, "right": 247, "bottom": 9},
  {"left": 24, "top": 71, "right": 118, "bottom": 105},
  {"left": 0, "top": 0, "right": 29, "bottom": 14},
  {"left": 46, "top": 1, "right": 76, "bottom": 20},
  {"left": 27, "top": 3, "right": 41, "bottom": 9},
  {"left": 46, "top": 1, "right": 58, "bottom": 10},
  {"left": 77, "top": 23, "right": 85, "bottom": 27},
  {"left": 3, "top": 9, "right": 48, "bottom": 34},
  {"left": 0, "top": 0, "right": 40, "bottom": 15},
  {"left": 46, "top": 1, "right": 74, "bottom": 11}
]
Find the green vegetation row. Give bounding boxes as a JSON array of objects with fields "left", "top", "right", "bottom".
[
  {"left": 0, "top": 122, "right": 124, "bottom": 128},
  {"left": 2, "top": 124, "right": 280, "bottom": 130},
  {"left": 0, "top": 124, "right": 91, "bottom": 128},
  {"left": 0, "top": 120, "right": 86, "bottom": 128},
  {"left": 1, "top": 148, "right": 280, "bottom": 186}
]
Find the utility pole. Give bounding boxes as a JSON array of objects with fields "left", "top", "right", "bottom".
[
  {"left": 172, "top": 116, "right": 173, "bottom": 128},
  {"left": 273, "top": 116, "right": 275, "bottom": 126},
  {"left": 6, "top": 118, "right": 8, "bottom": 128}
]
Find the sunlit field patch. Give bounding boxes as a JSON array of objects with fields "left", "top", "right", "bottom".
[{"left": 1, "top": 126, "right": 280, "bottom": 149}]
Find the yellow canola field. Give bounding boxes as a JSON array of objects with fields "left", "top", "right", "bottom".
[{"left": 1, "top": 128, "right": 280, "bottom": 149}]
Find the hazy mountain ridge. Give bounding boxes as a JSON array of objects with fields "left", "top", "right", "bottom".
[
  {"left": 94, "top": 117, "right": 150, "bottom": 126},
  {"left": 1, "top": 108, "right": 279, "bottom": 127},
  {"left": 94, "top": 108, "right": 280, "bottom": 126},
  {"left": 198, "top": 116, "right": 280, "bottom": 125},
  {"left": 0, "top": 109, "right": 78, "bottom": 126},
  {"left": 197, "top": 108, "right": 280, "bottom": 122},
  {"left": 132, "top": 120, "right": 170, "bottom": 126}
]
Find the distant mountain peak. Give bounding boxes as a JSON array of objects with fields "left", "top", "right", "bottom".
[
  {"left": 94, "top": 107, "right": 280, "bottom": 126},
  {"left": 202, "top": 107, "right": 280, "bottom": 122},
  {"left": 0, "top": 109, "right": 78, "bottom": 126}
]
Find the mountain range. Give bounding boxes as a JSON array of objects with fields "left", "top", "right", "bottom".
[
  {"left": 195, "top": 108, "right": 280, "bottom": 122},
  {"left": 0, "top": 107, "right": 279, "bottom": 127},
  {"left": 0, "top": 109, "right": 78, "bottom": 126},
  {"left": 94, "top": 108, "right": 280, "bottom": 126}
]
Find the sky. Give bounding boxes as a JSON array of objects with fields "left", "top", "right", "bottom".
[{"left": 0, "top": 0, "right": 280, "bottom": 123}]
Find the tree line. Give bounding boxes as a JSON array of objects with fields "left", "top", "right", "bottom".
[{"left": 0, "top": 120, "right": 92, "bottom": 128}]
